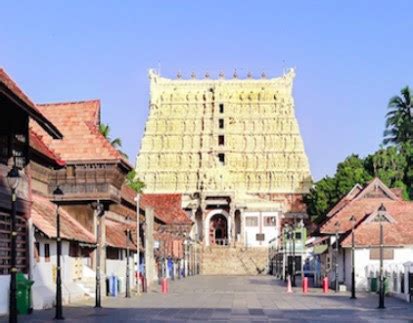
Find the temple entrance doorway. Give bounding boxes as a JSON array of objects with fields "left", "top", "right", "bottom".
[{"left": 209, "top": 214, "right": 228, "bottom": 246}]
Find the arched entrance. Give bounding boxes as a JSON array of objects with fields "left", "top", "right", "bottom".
[{"left": 209, "top": 214, "right": 228, "bottom": 246}]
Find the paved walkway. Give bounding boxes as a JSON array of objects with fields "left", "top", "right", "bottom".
[{"left": 5, "top": 275, "right": 413, "bottom": 322}]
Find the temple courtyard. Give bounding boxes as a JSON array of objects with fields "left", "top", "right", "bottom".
[{"left": 6, "top": 275, "right": 413, "bottom": 322}]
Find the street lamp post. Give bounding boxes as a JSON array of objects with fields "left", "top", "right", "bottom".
[
  {"left": 334, "top": 221, "right": 340, "bottom": 293},
  {"left": 53, "top": 186, "right": 64, "bottom": 320},
  {"left": 7, "top": 166, "right": 20, "bottom": 323},
  {"left": 291, "top": 224, "right": 296, "bottom": 287},
  {"left": 93, "top": 201, "right": 104, "bottom": 308},
  {"left": 135, "top": 194, "right": 140, "bottom": 295},
  {"left": 349, "top": 215, "right": 356, "bottom": 300},
  {"left": 377, "top": 204, "right": 386, "bottom": 309},
  {"left": 285, "top": 225, "right": 291, "bottom": 282},
  {"left": 141, "top": 221, "right": 147, "bottom": 293},
  {"left": 125, "top": 216, "right": 131, "bottom": 298}
]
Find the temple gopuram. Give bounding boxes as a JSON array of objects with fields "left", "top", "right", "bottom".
[{"left": 136, "top": 69, "right": 312, "bottom": 274}]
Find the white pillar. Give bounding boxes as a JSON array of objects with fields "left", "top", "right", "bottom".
[{"left": 240, "top": 210, "right": 245, "bottom": 246}]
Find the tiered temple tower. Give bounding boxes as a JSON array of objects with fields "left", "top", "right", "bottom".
[{"left": 136, "top": 69, "right": 311, "bottom": 250}]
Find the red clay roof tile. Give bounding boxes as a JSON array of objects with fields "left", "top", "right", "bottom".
[
  {"left": 29, "top": 130, "right": 65, "bottom": 167},
  {"left": 105, "top": 219, "right": 137, "bottom": 251},
  {"left": 32, "top": 193, "right": 95, "bottom": 244},
  {"left": 141, "top": 194, "right": 192, "bottom": 225},
  {"left": 30, "top": 100, "right": 130, "bottom": 166},
  {"left": 320, "top": 178, "right": 413, "bottom": 247}
]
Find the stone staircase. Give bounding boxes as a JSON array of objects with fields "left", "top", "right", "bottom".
[{"left": 200, "top": 246, "right": 269, "bottom": 275}]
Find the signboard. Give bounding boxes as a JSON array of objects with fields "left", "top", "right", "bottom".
[
  {"left": 369, "top": 248, "right": 394, "bottom": 260},
  {"left": 256, "top": 233, "right": 265, "bottom": 241}
]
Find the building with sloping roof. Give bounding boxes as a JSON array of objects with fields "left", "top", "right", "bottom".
[
  {"left": 30, "top": 99, "right": 134, "bottom": 293},
  {"left": 319, "top": 178, "right": 413, "bottom": 300},
  {"left": 0, "top": 68, "right": 63, "bottom": 316}
]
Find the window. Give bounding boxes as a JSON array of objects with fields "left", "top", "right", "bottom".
[
  {"left": 264, "top": 216, "right": 276, "bottom": 226},
  {"left": 34, "top": 242, "right": 40, "bottom": 263},
  {"left": 245, "top": 216, "right": 258, "bottom": 227},
  {"left": 295, "top": 232, "right": 302, "bottom": 240},
  {"left": 69, "top": 242, "right": 79, "bottom": 257},
  {"left": 218, "top": 153, "right": 225, "bottom": 165},
  {"left": 218, "top": 135, "right": 225, "bottom": 146},
  {"left": 219, "top": 103, "right": 224, "bottom": 113},
  {"left": 219, "top": 119, "right": 224, "bottom": 129},
  {"left": 44, "top": 243, "right": 50, "bottom": 262},
  {"left": 256, "top": 233, "right": 265, "bottom": 241}
]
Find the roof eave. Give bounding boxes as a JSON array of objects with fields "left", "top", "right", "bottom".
[{"left": 0, "top": 83, "right": 63, "bottom": 139}]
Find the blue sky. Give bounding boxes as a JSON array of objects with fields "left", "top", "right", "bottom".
[{"left": 2, "top": 1, "right": 413, "bottom": 180}]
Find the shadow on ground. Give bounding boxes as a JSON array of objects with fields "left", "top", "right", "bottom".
[{"left": 3, "top": 305, "right": 413, "bottom": 323}]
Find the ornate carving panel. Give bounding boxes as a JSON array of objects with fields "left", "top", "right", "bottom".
[{"left": 136, "top": 69, "right": 312, "bottom": 194}]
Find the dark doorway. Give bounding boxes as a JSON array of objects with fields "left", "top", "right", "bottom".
[{"left": 209, "top": 214, "right": 228, "bottom": 245}]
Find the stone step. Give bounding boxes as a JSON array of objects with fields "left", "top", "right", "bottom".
[{"left": 200, "top": 246, "right": 268, "bottom": 275}]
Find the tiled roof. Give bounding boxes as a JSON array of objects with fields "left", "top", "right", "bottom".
[
  {"left": 29, "top": 130, "right": 65, "bottom": 167},
  {"left": 105, "top": 219, "right": 137, "bottom": 251},
  {"left": 31, "top": 193, "right": 95, "bottom": 243},
  {"left": 121, "top": 185, "right": 137, "bottom": 206},
  {"left": 141, "top": 194, "right": 192, "bottom": 225},
  {"left": 30, "top": 100, "right": 130, "bottom": 165},
  {"left": 320, "top": 177, "right": 413, "bottom": 247},
  {"left": 326, "top": 184, "right": 363, "bottom": 218},
  {"left": 340, "top": 201, "right": 413, "bottom": 247},
  {"left": 0, "top": 68, "right": 62, "bottom": 139}
]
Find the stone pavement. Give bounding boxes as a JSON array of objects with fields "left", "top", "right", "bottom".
[{"left": 4, "top": 275, "right": 413, "bottom": 322}]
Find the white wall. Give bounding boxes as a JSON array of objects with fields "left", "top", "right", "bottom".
[
  {"left": 31, "top": 237, "right": 89, "bottom": 309},
  {"left": 244, "top": 211, "right": 279, "bottom": 247},
  {"left": 106, "top": 251, "right": 135, "bottom": 294},
  {"left": 342, "top": 247, "right": 413, "bottom": 297},
  {"left": 0, "top": 276, "right": 10, "bottom": 315}
]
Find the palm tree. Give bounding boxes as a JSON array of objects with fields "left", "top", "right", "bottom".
[
  {"left": 383, "top": 86, "right": 413, "bottom": 145},
  {"left": 99, "top": 123, "right": 128, "bottom": 158}
]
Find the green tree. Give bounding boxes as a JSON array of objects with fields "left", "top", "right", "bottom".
[
  {"left": 125, "top": 169, "right": 145, "bottom": 193},
  {"left": 99, "top": 123, "right": 128, "bottom": 159},
  {"left": 304, "top": 176, "right": 337, "bottom": 223},
  {"left": 383, "top": 86, "right": 413, "bottom": 145},
  {"left": 334, "top": 154, "right": 372, "bottom": 198},
  {"left": 364, "top": 146, "right": 406, "bottom": 186},
  {"left": 305, "top": 155, "right": 372, "bottom": 223}
]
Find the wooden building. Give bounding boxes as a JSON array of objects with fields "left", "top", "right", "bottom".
[{"left": 0, "top": 69, "right": 62, "bottom": 315}]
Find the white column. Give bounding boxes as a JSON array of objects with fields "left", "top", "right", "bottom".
[{"left": 240, "top": 210, "right": 245, "bottom": 246}]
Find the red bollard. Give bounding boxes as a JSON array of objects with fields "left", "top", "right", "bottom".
[
  {"left": 161, "top": 278, "right": 169, "bottom": 294},
  {"left": 302, "top": 277, "right": 308, "bottom": 294},
  {"left": 322, "top": 277, "right": 329, "bottom": 293}
]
